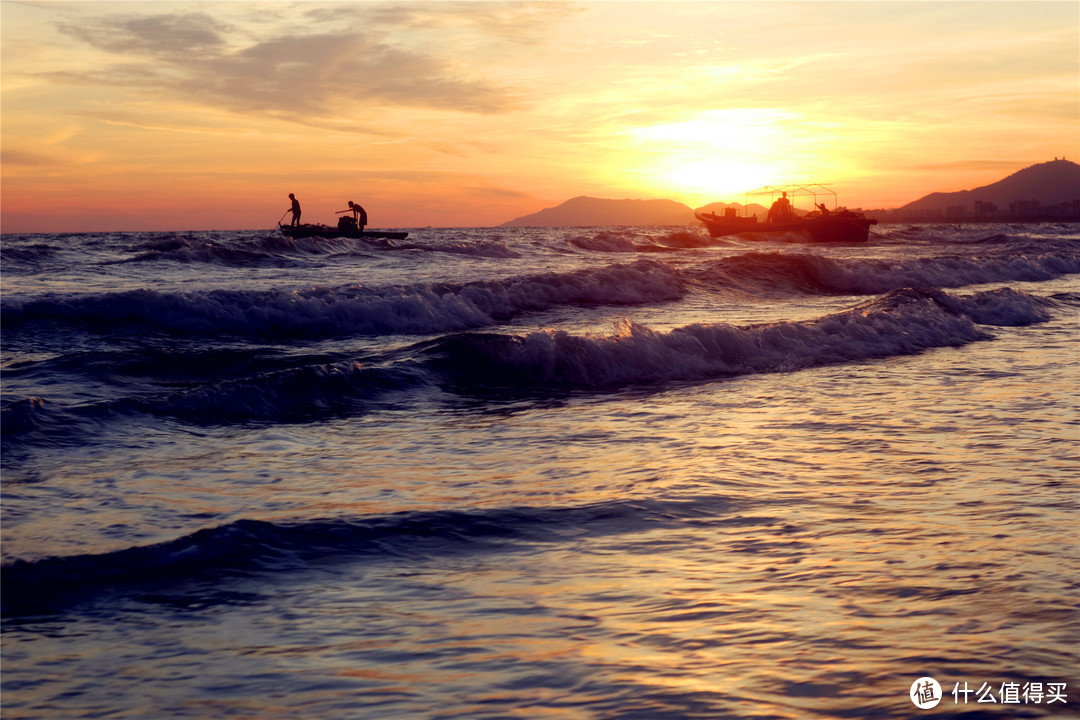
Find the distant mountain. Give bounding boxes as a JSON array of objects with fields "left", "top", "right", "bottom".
[
  {"left": 502, "top": 161, "right": 1080, "bottom": 227},
  {"left": 900, "top": 159, "right": 1080, "bottom": 212},
  {"left": 501, "top": 196, "right": 695, "bottom": 227}
]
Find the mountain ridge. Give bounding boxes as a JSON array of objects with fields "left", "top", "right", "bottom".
[
  {"left": 899, "top": 159, "right": 1080, "bottom": 212},
  {"left": 500, "top": 160, "right": 1080, "bottom": 226}
]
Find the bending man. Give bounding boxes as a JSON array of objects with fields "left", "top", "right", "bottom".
[{"left": 345, "top": 201, "right": 367, "bottom": 231}]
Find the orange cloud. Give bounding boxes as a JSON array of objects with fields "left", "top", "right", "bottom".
[{"left": 52, "top": 10, "right": 521, "bottom": 127}]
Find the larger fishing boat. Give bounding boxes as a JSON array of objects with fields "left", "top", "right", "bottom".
[{"left": 696, "top": 185, "right": 876, "bottom": 243}]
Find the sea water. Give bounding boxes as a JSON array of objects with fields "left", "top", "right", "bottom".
[{"left": 2, "top": 223, "right": 1078, "bottom": 718}]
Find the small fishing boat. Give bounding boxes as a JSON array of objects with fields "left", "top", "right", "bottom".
[
  {"left": 279, "top": 215, "right": 409, "bottom": 240},
  {"left": 697, "top": 185, "right": 876, "bottom": 243}
]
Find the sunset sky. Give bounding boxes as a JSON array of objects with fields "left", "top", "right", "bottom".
[{"left": 2, "top": 1, "right": 1078, "bottom": 232}]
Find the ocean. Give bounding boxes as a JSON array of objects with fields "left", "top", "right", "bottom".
[{"left": 2, "top": 222, "right": 1078, "bottom": 719}]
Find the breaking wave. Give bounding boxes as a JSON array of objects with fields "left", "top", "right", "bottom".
[
  {"left": 10, "top": 245, "right": 1074, "bottom": 342},
  {"left": 1, "top": 260, "right": 685, "bottom": 338},
  {"left": 426, "top": 287, "right": 1051, "bottom": 388},
  {"left": 1, "top": 287, "right": 1053, "bottom": 437},
  {"left": 694, "top": 247, "right": 1080, "bottom": 295}
]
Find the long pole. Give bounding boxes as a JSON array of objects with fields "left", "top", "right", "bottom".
[{"left": 265, "top": 209, "right": 291, "bottom": 240}]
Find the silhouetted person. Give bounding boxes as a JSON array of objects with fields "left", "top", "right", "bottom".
[
  {"left": 768, "top": 192, "right": 794, "bottom": 223},
  {"left": 334, "top": 202, "right": 369, "bottom": 231},
  {"left": 817, "top": 203, "right": 830, "bottom": 215},
  {"left": 346, "top": 201, "right": 367, "bottom": 231},
  {"left": 288, "top": 193, "right": 302, "bottom": 226}
]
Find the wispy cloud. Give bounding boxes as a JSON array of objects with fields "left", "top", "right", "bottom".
[
  {"left": 1, "top": 148, "right": 62, "bottom": 166},
  {"left": 303, "top": 1, "right": 580, "bottom": 43},
  {"left": 59, "top": 11, "right": 228, "bottom": 58},
  {"left": 465, "top": 185, "right": 533, "bottom": 200},
  {"left": 1, "top": 147, "right": 102, "bottom": 168},
  {"left": 52, "top": 8, "right": 522, "bottom": 129}
]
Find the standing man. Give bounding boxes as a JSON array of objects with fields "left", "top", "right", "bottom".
[
  {"left": 288, "top": 193, "right": 302, "bottom": 226},
  {"left": 767, "top": 191, "right": 793, "bottom": 223}
]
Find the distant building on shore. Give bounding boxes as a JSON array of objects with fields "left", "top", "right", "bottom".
[
  {"left": 865, "top": 159, "right": 1080, "bottom": 223},
  {"left": 867, "top": 199, "right": 1080, "bottom": 223}
]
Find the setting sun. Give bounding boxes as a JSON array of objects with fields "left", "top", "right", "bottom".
[{"left": 620, "top": 110, "right": 795, "bottom": 204}]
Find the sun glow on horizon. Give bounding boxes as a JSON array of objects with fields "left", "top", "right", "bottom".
[
  {"left": 620, "top": 110, "right": 808, "bottom": 206},
  {"left": 656, "top": 160, "right": 778, "bottom": 207},
  {"left": 1, "top": 1, "right": 1076, "bottom": 231}
]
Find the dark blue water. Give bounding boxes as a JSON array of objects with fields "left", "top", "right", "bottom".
[{"left": 3, "top": 223, "right": 1078, "bottom": 718}]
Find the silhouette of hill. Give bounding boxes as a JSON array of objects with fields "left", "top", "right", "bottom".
[
  {"left": 501, "top": 196, "right": 695, "bottom": 227},
  {"left": 502, "top": 161, "right": 1080, "bottom": 227},
  {"left": 900, "top": 159, "right": 1080, "bottom": 212}
]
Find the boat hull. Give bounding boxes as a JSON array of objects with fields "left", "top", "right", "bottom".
[
  {"left": 696, "top": 212, "right": 875, "bottom": 243},
  {"left": 279, "top": 224, "right": 409, "bottom": 240}
]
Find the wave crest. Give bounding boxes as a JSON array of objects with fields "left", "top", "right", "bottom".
[
  {"left": 2, "top": 260, "right": 684, "bottom": 338},
  {"left": 697, "top": 248, "right": 1080, "bottom": 295},
  {"left": 427, "top": 287, "right": 1048, "bottom": 388},
  {"left": 1, "top": 497, "right": 734, "bottom": 611}
]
